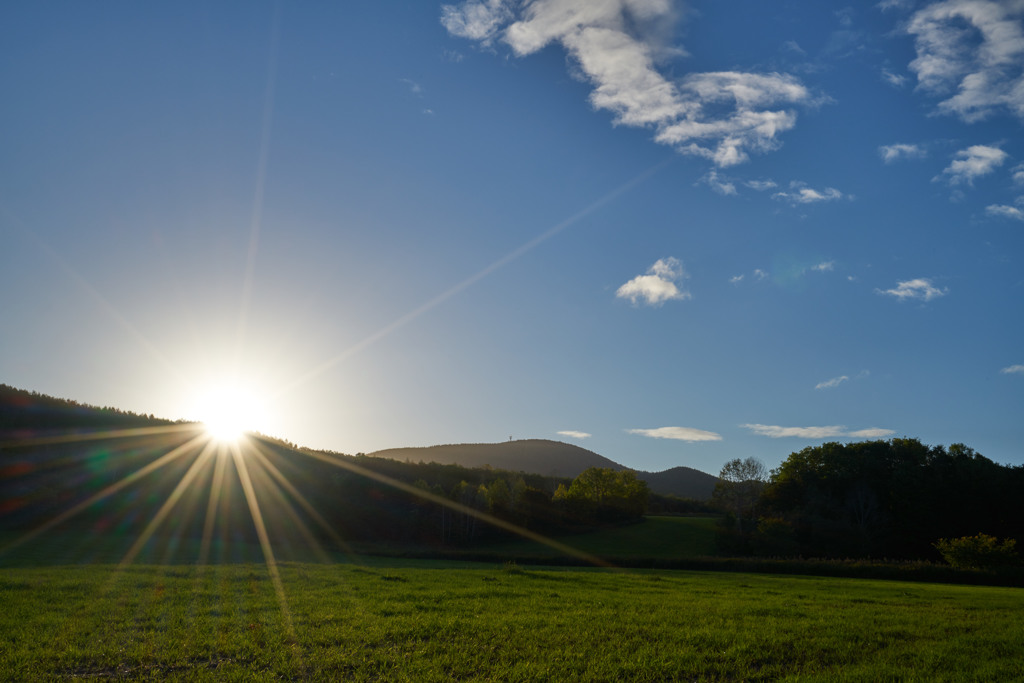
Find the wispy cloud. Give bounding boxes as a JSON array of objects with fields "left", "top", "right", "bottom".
[
  {"left": 702, "top": 170, "right": 737, "bottom": 195},
  {"left": 906, "top": 0, "right": 1024, "bottom": 122},
  {"left": 881, "top": 68, "right": 908, "bottom": 87},
  {"left": 986, "top": 203, "right": 1024, "bottom": 221},
  {"left": 876, "top": 278, "right": 948, "bottom": 301},
  {"left": 441, "top": 0, "right": 815, "bottom": 167},
  {"left": 731, "top": 267, "right": 780, "bottom": 284},
  {"left": 441, "top": 0, "right": 511, "bottom": 43},
  {"left": 1001, "top": 364, "right": 1024, "bottom": 375},
  {"left": 742, "top": 424, "right": 895, "bottom": 439},
  {"left": 815, "top": 375, "right": 849, "bottom": 389},
  {"left": 616, "top": 257, "right": 691, "bottom": 306},
  {"left": 811, "top": 261, "right": 835, "bottom": 272},
  {"left": 783, "top": 40, "right": 806, "bottom": 55},
  {"left": 442, "top": 48, "right": 465, "bottom": 63},
  {"left": 935, "top": 145, "right": 1008, "bottom": 185},
  {"left": 557, "top": 430, "right": 592, "bottom": 439},
  {"left": 400, "top": 78, "right": 424, "bottom": 95},
  {"left": 879, "top": 143, "right": 926, "bottom": 163},
  {"left": 628, "top": 426, "right": 723, "bottom": 442},
  {"left": 1013, "top": 164, "right": 1024, "bottom": 185},
  {"left": 746, "top": 179, "right": 778, "bottom": 191},
  {"left": 772, "top": 181, "right": 848, "bottom": 204},
  {"left": 879, "top": 0, "right": 915, "bottom": 11},
  {"left": 846, "top": 428, "right": 899, "bottom": 438}
]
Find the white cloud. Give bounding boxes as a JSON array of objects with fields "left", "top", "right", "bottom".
[
  {"left": 876, "top": 278, "right": 948, "bottom": 301},
  {"left": 986, "top": 203, "right": 1024, "bottom": 220},
  {"left": 745, "top": 179, "right": 778, "bottom": 191},
  {"left": 1001, "top": 364, "right": 1024, "bottom": 374},
  {"left": 815, "top": 375, "right": 849, "bottom": 389},
  {"left": 742, "top": 424, "right": 895, "bottom": 439},
  {"left": 557, "top": 430, "right": 592, "bottom": 439},
  {"left": 628, "top": 426, "right": 723, "bottom": 442},
  {"left": 440, "top": 0, "right": 511, "bottom": 43},
  {"left": 1012, "top": 163, "right": 1024, "bottom": 185},
  {"left": 935, "top": 145, "right": 1008, "bottom": 185},
  {"left": 616, "top": 257, "right": 691, "bottom": 306},
  {"left": 730, "top": 274, "right": 745, "bottom": 284},
  {"left": 879, "top": 143, "right": 927, "bottom": 163},
  {"left": 783, "top": 40, "right": 806, "bottom": 55},
  {"left": 400, "top": 78, "right": 424, "bottom": 95},
  {"left": 882, "top": 68, "right": 909, "bottom": 87},
  {"left": 811, "top": 261, "right": 835, "bottom": 272},
  {"left": 442, "top": 48, "right": 465, "bottom": 63},
  {"left": 702, "top": 170, "right": 737, "bottom": 195},
  {"left": 753, "top": 268, "right": 770, "bottom": 280},
  {"left": 442, "top": 0, "right": 814, "bottom": 167},
  {"left": 772, "top": 181, "right": 847, "bottom": 204},
  {"left": 906, "top": 0, "right": 1024, "bottom": 121},
  {"left": 846, "top": 428, "right": 899, "bottom": 438}
]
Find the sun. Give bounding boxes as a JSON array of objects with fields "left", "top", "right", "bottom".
[{"left": 191, "top": 381, "right": 270, "bottom": 443}]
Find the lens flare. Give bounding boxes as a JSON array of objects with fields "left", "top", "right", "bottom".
[{"left": 191, "top": 381, "right": 269, "bottom": 443}]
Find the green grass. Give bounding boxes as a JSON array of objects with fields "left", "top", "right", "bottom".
[
  {"left": 2, "top": 559, "right": 1022, "bottom": 681},
  {"left": 476, "top": 515, "right": 720, "bottom": 560}
]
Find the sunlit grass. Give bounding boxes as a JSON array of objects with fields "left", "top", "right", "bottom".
[
  {"left": 476, "top": 516, "right": 720, "bottom": 560},
  {"left": 1, "top": 561, "right": 1022, "bottom": 680}
]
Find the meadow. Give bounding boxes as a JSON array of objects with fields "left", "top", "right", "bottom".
[
  {"left": 475, "top": 515, "right": 720, "bottom": 561},
  {"left": 2, "top": 558, "right": 1022, "bottom": 681}
]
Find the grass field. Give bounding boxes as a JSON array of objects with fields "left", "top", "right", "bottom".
[
  {"left": 2, "top": 559, "right": 1022, "bottom": 681},
  {"left": 0, "top": 516, "right": 720, "bottom": 568},
  {"left": 475, "top": 515, "right": 720, "bottom": 560}
]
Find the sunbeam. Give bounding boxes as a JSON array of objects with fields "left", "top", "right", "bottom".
[
  {"left": 198, "top": 445, "right": 232, "bottom": 566},
  {"left": 234, "top": 2, "right": 281, "bottom": 367},
  {"left": 0, "top": 423, "right": 202, "bottom": 449},
  {"left": 230, "top": 442, "right": 298, "bottom": 646},
  {"left": 0, "top": 432, "right": 207, "bottom": 558},
  {"left": 242, "top": 444, "right": 335, "bottom": 564},
  {"left": 296, "top": 448, "right": 615, "bottom": 569},
  {"left": 119, "top": 440, "right": 218, "bottom": 567},
  {"left": 246, "top": 438, "right": 358, "bottom": 559}
]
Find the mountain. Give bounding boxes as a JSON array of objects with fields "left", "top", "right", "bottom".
[
  {"left": 637, "top": 466, "right": 720, "bottom": 500},
  {"left": 368, "top": 439, "right": 719, "bottom": 499},
  {"left": 367, "top": 439, "right": 620, "bottom": 480}
]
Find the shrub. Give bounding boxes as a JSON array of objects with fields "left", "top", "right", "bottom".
[
  {"left": 934, "top": 534, "right": 1019, "bottom": 570},
  {"left": 752, "top": 517, "right": 800, "bottom": 557}
]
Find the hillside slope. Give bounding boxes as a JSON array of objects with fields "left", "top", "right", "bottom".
[
  {"left": 638, "top": 466, "right": 720, "bottom": 500},
  {"left": 367, "top": 439, "right": 620, "bottom": 480},
  {"left": 369, "top": 439, "right": 719, "bottom": 499}
]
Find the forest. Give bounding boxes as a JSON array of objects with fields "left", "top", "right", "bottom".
[{"left": 715, "top": 438, "right": 1024, "bottom": 563}]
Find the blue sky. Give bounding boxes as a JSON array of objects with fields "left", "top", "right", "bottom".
[{"left": 2, "top": 0, "right": 1022, "bottom": 474}]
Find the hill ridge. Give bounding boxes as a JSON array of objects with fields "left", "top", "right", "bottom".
[{"left": 367, "top": 439, "right": 718, "bottom": 499}]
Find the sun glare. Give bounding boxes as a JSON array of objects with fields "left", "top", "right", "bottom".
[{"left": 191, "top": 381, "right": 269, "bottom": 443}]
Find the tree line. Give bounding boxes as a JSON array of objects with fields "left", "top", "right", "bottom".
[
  {"left": 280, "top": 444, "right": 653, "bottom": 546},
  {"left": 713, "top": 438, "right": 1024, "bottom": 561}
]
